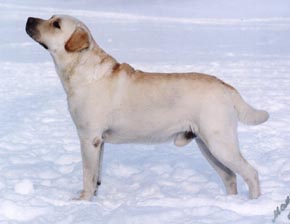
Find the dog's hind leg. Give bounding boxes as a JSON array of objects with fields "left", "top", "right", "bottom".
[
  {"left": 196, "top": 138, "right": 237, "bottom": 195},
  {"left": 199, "top": 128, "right": 260, "bottom": 199}
]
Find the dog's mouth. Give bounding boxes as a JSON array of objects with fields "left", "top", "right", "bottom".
[
  {"left": 38, "top": 42, "right": 48, "bottom": 50},
  {"left": 25, "top": 17, "right": 48, "bottom": 50}
]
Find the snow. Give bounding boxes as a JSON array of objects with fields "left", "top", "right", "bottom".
[
  {"left": 0, "top": 0, "right": 290, "bottom": 223},
  {"left": 14, "top": 179, "right": 34, "bottom": 195}
]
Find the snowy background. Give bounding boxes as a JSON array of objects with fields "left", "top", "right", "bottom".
[{"left": 0, "top": 0, "right": 290, "bottom": 223}]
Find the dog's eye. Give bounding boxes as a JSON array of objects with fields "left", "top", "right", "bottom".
[{"left": 53, "top": 21, "right": 61, "bottom": 29}]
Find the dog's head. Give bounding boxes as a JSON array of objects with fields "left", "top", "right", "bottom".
[{"left": 25, "top": 15, "right": 91, "bottom": 54}]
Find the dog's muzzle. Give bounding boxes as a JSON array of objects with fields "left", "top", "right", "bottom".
[
  {"left": 26, "top": 17, "right": 40, "bottom": 38},
  {"left": 25, "top": 17, "right": 48, "bottom": 50}
]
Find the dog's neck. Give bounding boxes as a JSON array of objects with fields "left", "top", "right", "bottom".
[{"left": 51, "top": 41, "right": 118, "bottom": 95}]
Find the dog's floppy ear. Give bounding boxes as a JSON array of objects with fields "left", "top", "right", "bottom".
[{"left": 65, "top": 26, "right": 89, "bottom": 52}]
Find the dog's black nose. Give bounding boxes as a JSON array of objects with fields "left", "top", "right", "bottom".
[
  {"left": 26, "top": 17, "right": 44, "bottom": 32},
  {"left": 26, "top": 17, "right": 41, "bottom": 37},
  {"left": 25, "top": 17, "right": 49, "bottom": 50},
  {"left": 26, "top": 17, "right": 35, "bottom": 34},
  {"left": 26, "top": 17, "right": 36, "bottom": 27},
  {"left": 27, "top": 17, "right": 35, "bottom": 25}
]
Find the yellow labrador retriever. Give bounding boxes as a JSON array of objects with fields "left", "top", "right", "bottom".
[{"left": 25, "top": 15, "right": 269, "bottom": 200}]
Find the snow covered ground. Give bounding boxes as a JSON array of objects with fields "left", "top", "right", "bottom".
[{"left": 0, "top": 0, "right": 290, "bottom": 223}]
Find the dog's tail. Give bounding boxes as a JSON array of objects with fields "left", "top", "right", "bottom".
[{"left": 230, "top": 88, "right": 269, "bottom": 125}]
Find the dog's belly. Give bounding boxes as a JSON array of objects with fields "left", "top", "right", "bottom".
[
  {"left": 102, "top": 115, "right": 195, "bottom": 144},
  {"left": 101, "top": 92, "right": 200, "bottom": 144},
  {"left": 103, "top": 128, "right": 180, "bottom": 144}
]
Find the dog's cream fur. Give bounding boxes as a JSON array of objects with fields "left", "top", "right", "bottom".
[{"left": 26, "top": 15, "right": 269, "bottom": 200}]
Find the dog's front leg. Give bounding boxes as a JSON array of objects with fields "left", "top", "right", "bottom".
[{"left": 76, "top": 136, "right": 103, "bottom": 201}]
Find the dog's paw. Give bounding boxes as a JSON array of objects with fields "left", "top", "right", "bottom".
[{"left": 72, "top": 190, "right": 93, "bottom": 201}]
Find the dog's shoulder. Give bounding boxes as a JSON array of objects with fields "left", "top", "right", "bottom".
[{"left": 110, "top": 62, "right": 135, "bottom": 77}]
